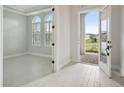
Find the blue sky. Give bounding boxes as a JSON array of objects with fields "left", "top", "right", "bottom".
[{"left": 85, "top": 11, "right": 99, "bottom": 34}]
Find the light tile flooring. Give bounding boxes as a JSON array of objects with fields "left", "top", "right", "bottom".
[
  {"left": 3, "top": 54, "right": 53, "bottom": 87},
  {"left": 24, "top": 62, "right": 124, "bottom": 87}
]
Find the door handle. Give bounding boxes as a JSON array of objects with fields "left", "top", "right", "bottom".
[
  {"left": 105, "top": 48, "right": 109, "bottom": 56},
  {"left": 105, "top": 45, "right": 111, "bottom": 56}
]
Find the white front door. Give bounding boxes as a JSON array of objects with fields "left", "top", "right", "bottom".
[{"left": 99, "top": 6, "right": 112, "bottom": 78}]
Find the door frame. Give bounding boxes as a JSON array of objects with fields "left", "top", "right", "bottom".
[
  {"left": 78, "top": 7, "right": 101, "bottom": 63},
  {"left": 0, "top": 5, "right": 3, "bottom": 87}
]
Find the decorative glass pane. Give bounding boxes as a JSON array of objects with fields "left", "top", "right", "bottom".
[
  {"left": 32, "top": 16, "right": 41, "bottom": 23},
  {"left": 32, "top": 16, "right": 41, "bottom": 46},
  {"left": 100, "top": 7, "right": 108, "bottom": 64},
  {"left": 45, "top": 14, "right": 53, "bottom": 22},
  {"left": 36, "top": 23, "right": 40, "bottom": 32},
  {"left": 44, "top": 14, "right": 53, "bottom": 47}
]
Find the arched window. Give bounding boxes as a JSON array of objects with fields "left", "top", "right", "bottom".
[
  {"left": 32, "top": 16, "right": 41, "bottom": 46},
  {"left": 44, "top": 14, "right": 53, "bottom": 47}
]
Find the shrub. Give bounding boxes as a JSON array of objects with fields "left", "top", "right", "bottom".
[{"left": 86, "top": 45, "right": 98, "bottom": 53}]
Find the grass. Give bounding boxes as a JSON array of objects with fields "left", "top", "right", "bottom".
[{"left": 85, "top": 39, "right": 99, "bottom": 53}]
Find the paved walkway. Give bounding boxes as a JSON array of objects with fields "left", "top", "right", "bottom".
[{"left": 81, "top": 53, "right": 98, "bottom": 64}]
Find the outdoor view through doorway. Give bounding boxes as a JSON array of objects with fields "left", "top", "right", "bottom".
[{"left": 81, "top": 11, "right": 99, "bottom": 64}]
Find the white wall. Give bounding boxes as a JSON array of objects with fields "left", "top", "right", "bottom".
[
  {"left": 3, "top": 9, "right": 27, "bottom": 56},
  {"left": 55, "top": 6, "right": 71, "bottom": 70},
  {"left": 111, "top": 6, "right": 122, "bottom": 71},
  {"left": 3, "top": 8, "right": 52, "bottom": 57},
  {"left": 27, "top": 12, "right": 52, "bottom": 56},
  {"left": 70, "top": 6, "right": 80, "bottom": 61}
]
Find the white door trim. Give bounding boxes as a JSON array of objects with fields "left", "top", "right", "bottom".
[
  {"left": 0, "top": 5, "right": 3, "bottom": 87},
  {"left": 78, "top": 7, "right": 101, "bottom": 63}
]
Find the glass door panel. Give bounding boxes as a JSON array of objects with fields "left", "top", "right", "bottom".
[{"left": 99, "top": 6, "right": 112, "bottom": 77}]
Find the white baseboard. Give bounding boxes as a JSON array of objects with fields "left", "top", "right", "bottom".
[
  {"left": 27, "top": 52, "right": 51, "bottom": 58},
  {"left": 112, "top": 65, "right": 120, "bottom": 72},
  {"left": 71, "top": 59, "right": 80, "bottom": 62},
  {"left": 0, "top": 57, "right": 3, "bottom": 87},
  {"left": 4, "top": 52, "right": 51, "bottom": 59},
  {"left": 121, "top": 69, "right": 124, "bottom": 77},
  {"left": 59, "top": 58, "right": 71, "bottom": 70},
  {"left": 3, "top": 52, "right": 27, "bottom": 59}
]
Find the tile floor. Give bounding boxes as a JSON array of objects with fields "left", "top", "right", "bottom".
[
  {"left": 3, "top": 54, "right": 53, "bottom": 87},
  {"left": 24, "top": 62, "right": 124, "bottom": 87}
]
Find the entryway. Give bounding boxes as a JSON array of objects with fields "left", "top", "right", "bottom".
[
  {"left": 80, "top": 10, "right": 99, "bottom": 65},
  {"left": 79, "top": 6, "right": 113, "bottom": 78}
]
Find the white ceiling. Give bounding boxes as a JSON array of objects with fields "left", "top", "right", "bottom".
[{"left": 4, "top": 5, "right": 52, "bottom": 13}]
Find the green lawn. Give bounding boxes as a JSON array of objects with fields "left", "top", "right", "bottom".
[{"left": 85, "top": 39, "right": 99, "bottom": 53}]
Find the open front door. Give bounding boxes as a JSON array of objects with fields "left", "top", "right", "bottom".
[{"left": 99, "top": 6, "right": 112, "bottom": 78}]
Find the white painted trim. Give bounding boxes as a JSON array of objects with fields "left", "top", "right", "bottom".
[
  {"left": 51, "top": 6, "right": 56, "bottom": 72},
  {"left": 26, "top": 8, "right": 51, "bottom": 16},
  {"left": 3, "top": 52, "right": 27, "bottom": 59},
  {"left": 3, "top": 6, "right": 51, "bottom": 16},
  {"left": 3, "top": 7, "right": 26, "bottom": 16},
  {"left": 71, "top": 59, "right": 80, "bottom": 62},
  {"left": 59, "top": 58, "right": 71, "bottom": 70},
  {"left": 111, "top": 65, "right": 120, "bottom": 72},
  {"left": 27, "top": 52, "right": 51, "bottom": 58},
  {"left": 53, "top": 6, "right": 60, "bottom": 72},
  {"left": 98, "top": 10, "right": 101, "bottom": 70},
  {"left": 4, "top": 52, "right": 51, "bottom": 59},
  {"left": 79, "top": 5, "right": 105, "bottom": 14},
  {"left": 79, "top": 7, "right": 101, "bottom": 15},
  {"left": 77, "top": 10, "right": 81, "bottom": 62},
  {"left": 121, "top": 69, "right": 124, "bottom": 77},
  {"left": 0, "top": 5, "right": 3, "bottom": 87},
  {"left": 78, "top": 7, "right": 102, "bottom": 64},
  {"left": 80, "top": 14, "right": 85, "bottom": 55}
]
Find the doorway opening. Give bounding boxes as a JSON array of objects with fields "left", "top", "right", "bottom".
[{"left": 80, "top": 10, "right": 99, "bottom": 65}]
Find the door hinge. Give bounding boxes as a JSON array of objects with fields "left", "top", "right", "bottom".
[
  {"left": 52, "top": 60, "right": 55, "bottom": 64},
  {"left": 52, "top": 8, "right": 55, "bottom": 12},
  {"left": 52, "top": 25, "right": 55, "bottom": 29},
  {"left": 52, "top": 43, "right": 55, "bottom": 46},
  {"left": 107, "top": 41, "right": 111, "bottom": 43}
]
